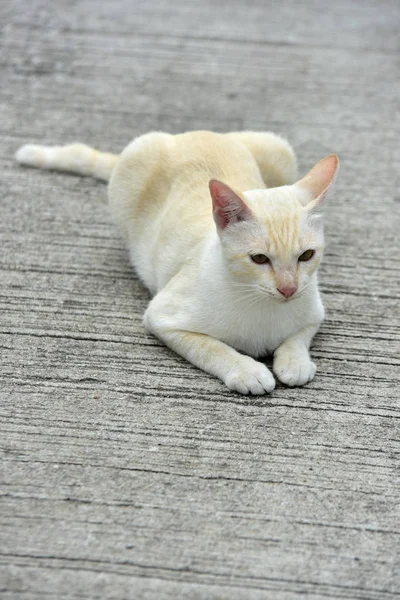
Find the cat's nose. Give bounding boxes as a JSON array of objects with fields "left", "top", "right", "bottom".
[{"left": 277, "top": 285, "right": 297, "bottom": 298}]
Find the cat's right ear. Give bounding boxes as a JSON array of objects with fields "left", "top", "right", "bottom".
[
  {"left": 294, "top": 154, "right": 339, "bottom": 209},
  {"left": 209, "top": 180, "right": 253, "bottom": 230}
]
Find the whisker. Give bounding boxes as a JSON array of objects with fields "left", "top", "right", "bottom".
[
  {"left": 230, "top": 283, "right": 259, "bottom": 290},
  {"left": 231, "top": 294, "right": 265, "bottom": 314},
  {"left": 230, "top": 292, "right": 262, "bottom": 307}
]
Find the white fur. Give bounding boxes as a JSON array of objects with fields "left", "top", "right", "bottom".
[
  {"left": 16, "top": 143, "right": 118, "bottom": 180},
  {"left": 16, "top": 131, "right": 338, "bottom": 395}
]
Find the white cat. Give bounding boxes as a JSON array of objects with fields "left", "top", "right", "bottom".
[{"left": 16, "top": 131, "right": 338, "bottom": 395}]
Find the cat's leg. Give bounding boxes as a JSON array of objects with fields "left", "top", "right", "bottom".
[
  {"left": 273, "top": 324, "right": 320, "bottom": 387},
  {"left": 226, "top": 131, "right": 298, "bottom": 187},
  {"left": 144, "top": 306, "right": 276, "bottom": 395}
]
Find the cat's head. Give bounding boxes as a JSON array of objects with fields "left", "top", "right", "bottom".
[{"left": 209, "top": 154, "right": 338, "bottom": 301}]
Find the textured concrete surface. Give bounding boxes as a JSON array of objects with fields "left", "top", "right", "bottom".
[{"left": 1, "top": 1, "right": 400, "bottom": 598}]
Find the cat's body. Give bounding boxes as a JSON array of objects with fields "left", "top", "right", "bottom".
[{"left": 16, "top": 130, "right": 338, "bottom": 394}]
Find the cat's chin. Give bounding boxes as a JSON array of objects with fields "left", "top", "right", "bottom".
[{"left": 277, "top": 296, "right": 294, "bottom": 303}]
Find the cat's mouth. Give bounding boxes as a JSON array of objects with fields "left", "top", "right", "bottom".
[
  {"left": 276, "top": 287, "right": 307, "bottom": 302},
  {"left": 254, "top": 285, "right": 306, "bottom": 303},
  {"left": 256, "top": 286, "right": 297, "bottom": 302}
]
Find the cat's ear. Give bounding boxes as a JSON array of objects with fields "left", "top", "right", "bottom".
[
  {"left": 209, "top": 179, "right": 253, "bottom": 230},
  {"left": 294, "top": 154, "right": 339, "bottom": 208}
]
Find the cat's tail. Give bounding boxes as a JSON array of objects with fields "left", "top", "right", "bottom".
[{"left": 15, "top": 143, "right": 119, "bottom": 182}]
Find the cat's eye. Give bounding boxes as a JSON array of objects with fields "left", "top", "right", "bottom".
[
  {"left": 298, "top": 249, "right": 315, "bottom": 262},
  {"left": 251, "top": 254, "right": 270, "bottom": 264}
]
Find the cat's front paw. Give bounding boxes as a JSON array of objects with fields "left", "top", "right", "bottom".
[
  {"left": 225, "top": 359, "right": 276, "bottom": 395},
  {"left": 273, "top": 352, "right": 316, "bottom": 387}
]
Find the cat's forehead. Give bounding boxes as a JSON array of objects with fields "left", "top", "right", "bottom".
[
  {"left": 241, "top": 186, "right": 321, "bottom": 254},
  {"left": 243, "top": 186, "right": 305, "bottom": 230},
  {"left": 243, "top": 186, "right": 300, "bottom": 214}
]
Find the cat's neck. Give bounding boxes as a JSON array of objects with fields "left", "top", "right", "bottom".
[{"left": 199, "top": 231, "right": 231, "bottom": 288}]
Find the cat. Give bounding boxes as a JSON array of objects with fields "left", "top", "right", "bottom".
[{"left": 16, "top": 131, "right": 338, "bottom": 395}]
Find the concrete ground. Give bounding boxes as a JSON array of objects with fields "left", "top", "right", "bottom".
[{"left": 1, "top": 1, "right": 399, "bottom": 598}]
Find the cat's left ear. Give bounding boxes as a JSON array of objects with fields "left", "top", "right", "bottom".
[
  {"left": 294, "top": 154, "right": 339, "bottom": 209},
  {"left": 209, "top": 179, "right": 253, "bottom": 230}
]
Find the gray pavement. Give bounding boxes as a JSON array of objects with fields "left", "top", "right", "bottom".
[{"left": 1, "top": 1, "right": 400, "bottom": 598}]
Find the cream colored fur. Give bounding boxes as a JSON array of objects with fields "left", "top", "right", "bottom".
[
  {"left": 16, "top": 131, "right": 338, "bottom": 395},
  {"left": 16, "top": 143, "right": 118, "bottom": 181}
]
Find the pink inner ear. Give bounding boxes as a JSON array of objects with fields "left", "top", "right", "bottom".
[
  {"left": 296, "top": 154, "right": 339, "bottom": 206},
  {"left": 209, "top": 179, "right": 252, "bottom": 229}
]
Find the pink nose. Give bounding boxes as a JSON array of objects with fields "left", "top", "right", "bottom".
[{"left": 277, "top": 285, "right": 297, "bottom": 298}]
